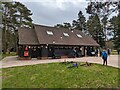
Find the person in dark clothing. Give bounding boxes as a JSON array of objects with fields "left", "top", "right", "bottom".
[
  {"left": 117, "top": 48, "right": 120, "bottom": 55},
  {"left": 102, "top": 50, "right": 108, "bottom": 66},
  {"left": 10, "top": 47, "right": 14, "bottom": 52},
  {"left": 99, "top": 48, "right": 102, "bottom": 57},
  {"left": 73, "top": 48, "right": 77, "bottom": 57},
  {"left": 72, "top": 62, "right": 78, "bottom": 68},
  {"left": 107, "top": 48, "right": 111, "bottom": 56},
  {"left": 95, "top": 49, "right": 98, "bottom": 57},
  {"left": 67, "top": 62, "right": 78, "bottom": 68}
]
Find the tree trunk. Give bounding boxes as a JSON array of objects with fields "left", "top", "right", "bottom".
[
  {"left": 3, "top": 7, "right": 7, "bottom": 54},
  {"left": 15, "top": 31, "right": 18, "bottom": 54},
  {"left": 103, "top": 25, "right": 107, "bottom": 49}
]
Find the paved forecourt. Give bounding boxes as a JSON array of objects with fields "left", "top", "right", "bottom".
[{"left": 0, "top": 55, "right": 119, "bottom": 68}]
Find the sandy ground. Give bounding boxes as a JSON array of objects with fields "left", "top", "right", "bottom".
[{"left": 0, "top": 55, "right": 119, "bottom": 68}]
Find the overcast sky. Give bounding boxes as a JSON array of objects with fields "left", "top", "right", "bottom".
[{"left": 14, "top": 0, "right": 89, "bottom": 26}]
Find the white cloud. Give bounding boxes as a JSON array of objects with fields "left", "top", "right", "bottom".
[
  {"left": 14, "top": 0, "right": 85, "bottom": 2},
  {"left": 14, "top": 0, "right": 87, "bottom": 10},
  {"left": 39, "top": 0, "right": 87, "bottom": 10},
  {"left": 14, "top": 0, "right": 89, "bottom": 26}
]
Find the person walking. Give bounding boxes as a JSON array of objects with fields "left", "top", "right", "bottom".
[
  {"left": 99, "top": 48, "right": 102, "bottom": 57},
  {"left": 117, "top": 48, "right": 120, "bottom": 55},
  {"left": 95, "top": 49, "right": 98, "bottom": 57},
  {"left": 102, "top": 49, "right": 108, "bottom": 66},
  {"left": 107, "top": 48, "right": 111, "bottom": 56}
]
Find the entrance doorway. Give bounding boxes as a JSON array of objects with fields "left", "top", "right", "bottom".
[
  {"left": 31, "top": 47, "right": 38, "bottom": 58},
  {"left": 48, "top": 46, "right": 54, "bottom": 57}
]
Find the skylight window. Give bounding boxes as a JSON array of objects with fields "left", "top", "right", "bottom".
[
  {"left": 76, "top": 34, "right": 82, "bottom": 38},
  {"left": 46, "top": 31, "right": 53, "bottom": 35},
  {"left": 63, "top": 32, "right": 69, "bottom": 37}
]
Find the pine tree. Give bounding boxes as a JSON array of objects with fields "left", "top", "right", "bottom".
[
  {"left": 114, "top": 13, "right": 120, "bottom": 49},
  {"left": 63, "top": 22, "right": 71, "bottom": 29},
  {"left": 87, "top": 15, "right": 105, "bottom": 47},
  {"left": 2, "top": 2, "right": 33, "bottom": 54},
  {"left": 71, "top": 11, "right": 87, "bottom": 33},
  {"left": 77, "top": 11, "right": 86, "bottom": 32},
  {"left": 72, "top": 20, "right": 79, "bottom": 29},
  {"left": 86, "top": 1, "right": 120, "bottom": 48}
]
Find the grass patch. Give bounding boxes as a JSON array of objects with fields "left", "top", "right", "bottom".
[
  {"left": 0, "top": 52, "right": 17, "bottom": 60},
  {"left": 2, "top": 62, "right": 120, "bottom": 88},
  {"left": 111, "top": 50, "right": 118, "bottom": 55}
]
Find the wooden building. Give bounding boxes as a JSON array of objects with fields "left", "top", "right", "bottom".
[{"left": 18, "top": 24, "right": 99, "bottom": 60}]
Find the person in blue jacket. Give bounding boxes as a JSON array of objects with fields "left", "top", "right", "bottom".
[{"left": 102, "top": 49, "right": 108, "bottom": 66}]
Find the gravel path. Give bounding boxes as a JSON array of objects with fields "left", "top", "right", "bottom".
[{"left": 0, "top": 55, "right": 119, "bottom": 68}]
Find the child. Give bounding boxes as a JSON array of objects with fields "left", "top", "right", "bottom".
[{"left": 102, "top": 50, "right": 108, "bottom": 66}]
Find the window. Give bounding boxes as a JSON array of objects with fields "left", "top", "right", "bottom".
[
  {"left": 76, "top": 34, "right": 82, "bottom": 38},
  {"left": 46, "top": 31, "right": 53, "bottom": 35},
  {"left": 63, "top": 32, "right": 69, "bottom": 37},
  {"left": 53, "top": 41, "right": 55, "bottom": 44}
]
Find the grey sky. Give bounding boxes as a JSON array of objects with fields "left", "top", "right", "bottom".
[{"left": 15, "top": 0, "right": 89, "bottom": 26}]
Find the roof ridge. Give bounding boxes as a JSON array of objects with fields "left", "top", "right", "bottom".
[{"left": 33, "top": 24, "right": 87, "bottom": 34}]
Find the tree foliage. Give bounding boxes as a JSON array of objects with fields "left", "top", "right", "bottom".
[
  {"left": 54, "top": 22, "right": 71, "bottom": 29},
  {"left": 86, "top": 1, "right": 120, "bottom": 19},
  {"left": 86, "top": 1, "right": 120, "bottom": 48},
  {"left": 109, "top": 13, "right": 120, "bottom": 49},
  {"left": 72, "top": 11, "right": 86, "bottom": 31},
  {"left": 87, "top": 14, "right": 105, "bottom": 47},
  {"left": 2, "top": 1, "right": 33, "bottom": 53},
  {"left": 55, "top": 11, "right": 87, "bottom": 33}
]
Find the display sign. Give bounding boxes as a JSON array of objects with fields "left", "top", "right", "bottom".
[{"left": 24, "top": 51, "right": 29, "bottom": 56}]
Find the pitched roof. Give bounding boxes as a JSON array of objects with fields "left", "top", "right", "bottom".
[
  {"left": 18, "top": 27, "right": 39, "bottom": 45},
  {"left": 18, "top": 24, "right": 99, "bottom": 46}
]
